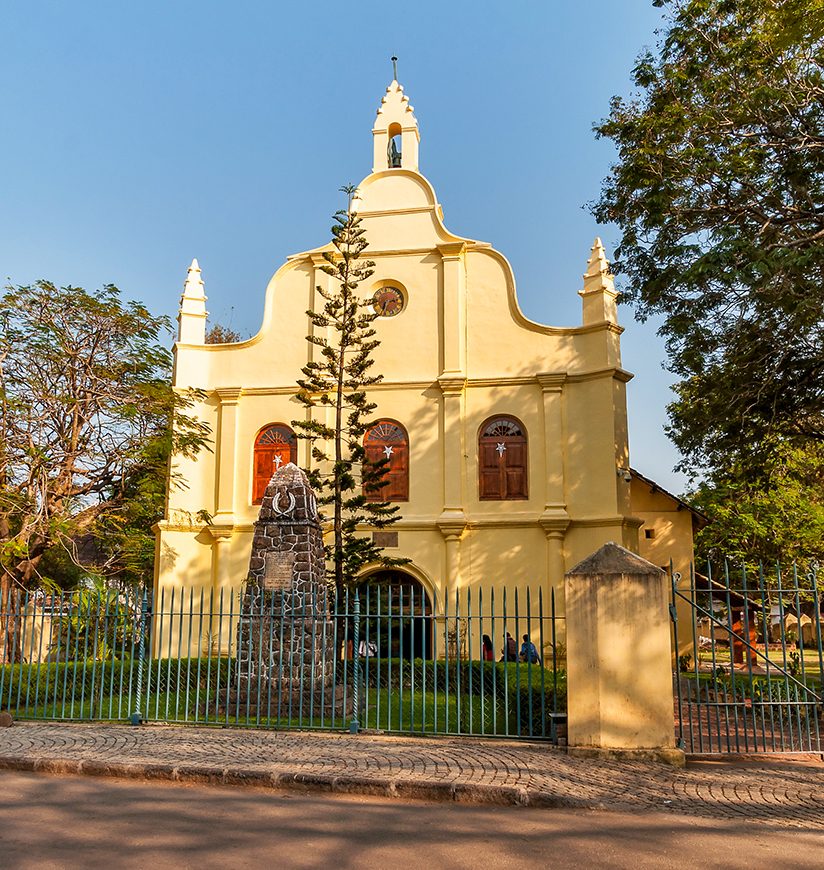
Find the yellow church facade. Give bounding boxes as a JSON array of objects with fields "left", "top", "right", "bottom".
[{"left": 155, "top": 78, "right": 696, "bottom": 636}]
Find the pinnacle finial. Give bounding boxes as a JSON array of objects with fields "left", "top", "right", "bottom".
[
  {"left": 584, "top": 237, "right": 609, "bottom": 278},
  {"left": 579, "top": 237, "right": 618, "bottom": 325},
  {"left": 391, "top": 55, "right": 398, "bottom": 82},
  {"left": 178, "top": 257, "right": 207, "bottom": 343},
  {"left": 182, "top": 257, "right": 205, "bottom": 300}
]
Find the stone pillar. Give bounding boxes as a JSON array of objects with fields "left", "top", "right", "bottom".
[
  {"left": 234, "top": 463, "right": 335, "bottom": 715},
  {"left": 564, "top": 542, "right": 683, "bottom": 766}
]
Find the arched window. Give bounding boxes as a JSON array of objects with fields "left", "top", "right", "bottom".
[
  {"left": 364, "top": 420, "right": 409, "bottom": 502},
  {"left": 253, "top": 424, "right": 297, "bottom": 504},
  {"left": 387, "top": 122, "right": 402, "bottom": 168},
  {"left": 478, "top": 416, "right": 528, "bottom": 500}
]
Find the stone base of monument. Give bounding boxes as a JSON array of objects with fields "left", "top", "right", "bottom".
[
  {"left": 223, "top": 683, "right": 352, "bottom": 721},
  {"left": 226, "top": 584, "right": 349, "bottom": 722}
]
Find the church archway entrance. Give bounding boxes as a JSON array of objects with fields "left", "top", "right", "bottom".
[{"left": 360, "top": 570, "right": 433, "bottom": 661}]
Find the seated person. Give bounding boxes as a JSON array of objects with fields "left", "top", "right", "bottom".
[
  {"left": 500, "top": 632, "right": 518, "bottom": 662},
  {"left": 519, "top": 634, "right": 540, "bottom": 664}
]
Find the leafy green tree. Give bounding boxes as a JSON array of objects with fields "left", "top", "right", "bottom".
[
  {"left": 0, "top": 281, "right": 209, "bottom": 660},
  {"left": 53, "top": 579, "right": 139, "bottom": 662},
  {"left": 690, "top": 440, "right": 824, "bottom": 572},
  {"left": 593, "top": 0, "right": 824, "bottom": 476},
  {"left": 293, "top": 186, "right": 404, "bottom": 592}
]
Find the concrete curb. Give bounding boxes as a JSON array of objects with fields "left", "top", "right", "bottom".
[{"left": 0, "top": 753, "right": 591, "bottom": 809}]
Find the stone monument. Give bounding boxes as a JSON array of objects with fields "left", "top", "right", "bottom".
[{"left": 234, "top": 463, "right": 336, "bottom": 717}]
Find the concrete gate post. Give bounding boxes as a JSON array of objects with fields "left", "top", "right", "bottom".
[{"left": 564, "top": 542, "right": 684, "bottom": 766}]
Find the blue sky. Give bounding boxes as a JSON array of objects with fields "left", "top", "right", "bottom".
[{"left": 1, "top": 1, "right": 688, "bottom": 492}]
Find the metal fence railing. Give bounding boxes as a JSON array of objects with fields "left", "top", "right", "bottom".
[
  {"left": 672, "top": 562, "right": 824, "bottom": 754},
  {"left": 0, "top": 583, "right": 565, "bottom": 742}
]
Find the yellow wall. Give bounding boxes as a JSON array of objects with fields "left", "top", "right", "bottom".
[
  {"left": 631, "top": 474, "right": 699, "bottom": 657},
  {"left": 156, "top": 79, "right": 693, "bottom": 655}
]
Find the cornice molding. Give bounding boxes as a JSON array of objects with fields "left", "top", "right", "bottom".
[
  {"left": 191, "top": 370, "right": 632, "bottom": 401},
  {"left": 565, "top": 367, "right": 634, "bottom": 385},
  {"left": 357, "top": 206, "right": 436, "bottom": 218},
  {"left": 157, "top": 513, "right": 646, "bottom": 536},
  {"left": 566, "top": 514, "right": 643, "bottom": 530}
]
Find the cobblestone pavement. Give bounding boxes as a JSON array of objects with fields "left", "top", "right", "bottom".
[{"left": 1, "top": 722, "right": 823, "bottom": 829}]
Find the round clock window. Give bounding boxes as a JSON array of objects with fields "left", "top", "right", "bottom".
[{"left": 372, "top": 286, "right": 405, "bottom": 317}]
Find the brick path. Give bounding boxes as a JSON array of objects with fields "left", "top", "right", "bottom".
[{"left": 1, "top": 722, "right": 823, "bottom": 829}]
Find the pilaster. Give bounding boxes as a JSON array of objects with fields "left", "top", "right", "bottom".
[
  {"left": 213, "top": 387, "right": 242, "bottom": 525},
  {"left": 437, "top": 243, "right": 467, "bottom": 377},
  {"left": 437, "top": 374, "right": 467, "bottom": 611},
  {"left": 437, "top": 375, "right": 467, "bottom": 516},
  {"left": 206, "top": 524, "right": 235, "bottom": 654},
  {"left": 307, "top": 255, "right": 335, "bottom": 474},
  {"left": 537, "top": 372, "right": 570, "bottom": 615}
]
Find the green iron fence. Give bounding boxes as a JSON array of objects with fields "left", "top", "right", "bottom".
[
  {"left": 0, "top": 583, "right": 565, "bottom": 742},
  {"left": 672, "top": 562, "right": 824, "bottom": 754}
]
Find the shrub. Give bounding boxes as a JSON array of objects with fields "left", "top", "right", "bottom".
[{"left": 0, "top": 657, "right": 231, "bottom": 715}]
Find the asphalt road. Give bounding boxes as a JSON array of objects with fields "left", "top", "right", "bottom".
[{"left": 1, "top": 771, "right": 822, "bottom": 870}]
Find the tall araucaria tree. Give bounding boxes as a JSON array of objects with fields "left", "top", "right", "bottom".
[
  {"left": 592, "top": 0, "right": 824, "bottom": 482},
  {"left": 293, "top": 186, "right": 404, "bottom": 592}
]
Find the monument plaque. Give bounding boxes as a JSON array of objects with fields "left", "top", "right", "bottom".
[{"left": 263, "top": 552, "right": 295, "bottom": 591}]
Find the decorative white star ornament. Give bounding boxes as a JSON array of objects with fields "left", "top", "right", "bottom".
[
  {"left": 383, "top": 445, "right": 394, "bottom": 459},
  {"left": 496, "top": 443, "right": 507, "bottom": 456},
  {"left": 274, "top": 454, "right": 284, "bottom": 468}
]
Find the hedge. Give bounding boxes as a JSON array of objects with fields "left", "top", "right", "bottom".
[{"left": 0, "top": 657, "right": 232, "bottom": 711}]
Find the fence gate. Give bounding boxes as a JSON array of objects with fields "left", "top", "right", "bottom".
[{"left": 671, "top": 563, "right": 824, "bottom": 755}]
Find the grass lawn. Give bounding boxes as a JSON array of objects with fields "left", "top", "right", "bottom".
[
  {"left": 695, "top": 647, "right": 823, "bottom": 680},
  {"left": 6, "top": 667, "right": 564, "bottom": 739}
]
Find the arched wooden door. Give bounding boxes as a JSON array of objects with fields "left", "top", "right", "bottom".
[
  {"left": 478, "top": 416, "right": 528, "bottom": 500},
  {"left": 363, "top": 420, "right": 409, "bottom": 501},
  {"left": 253, "top": 424, "right": 297, "bottom": 503}
]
